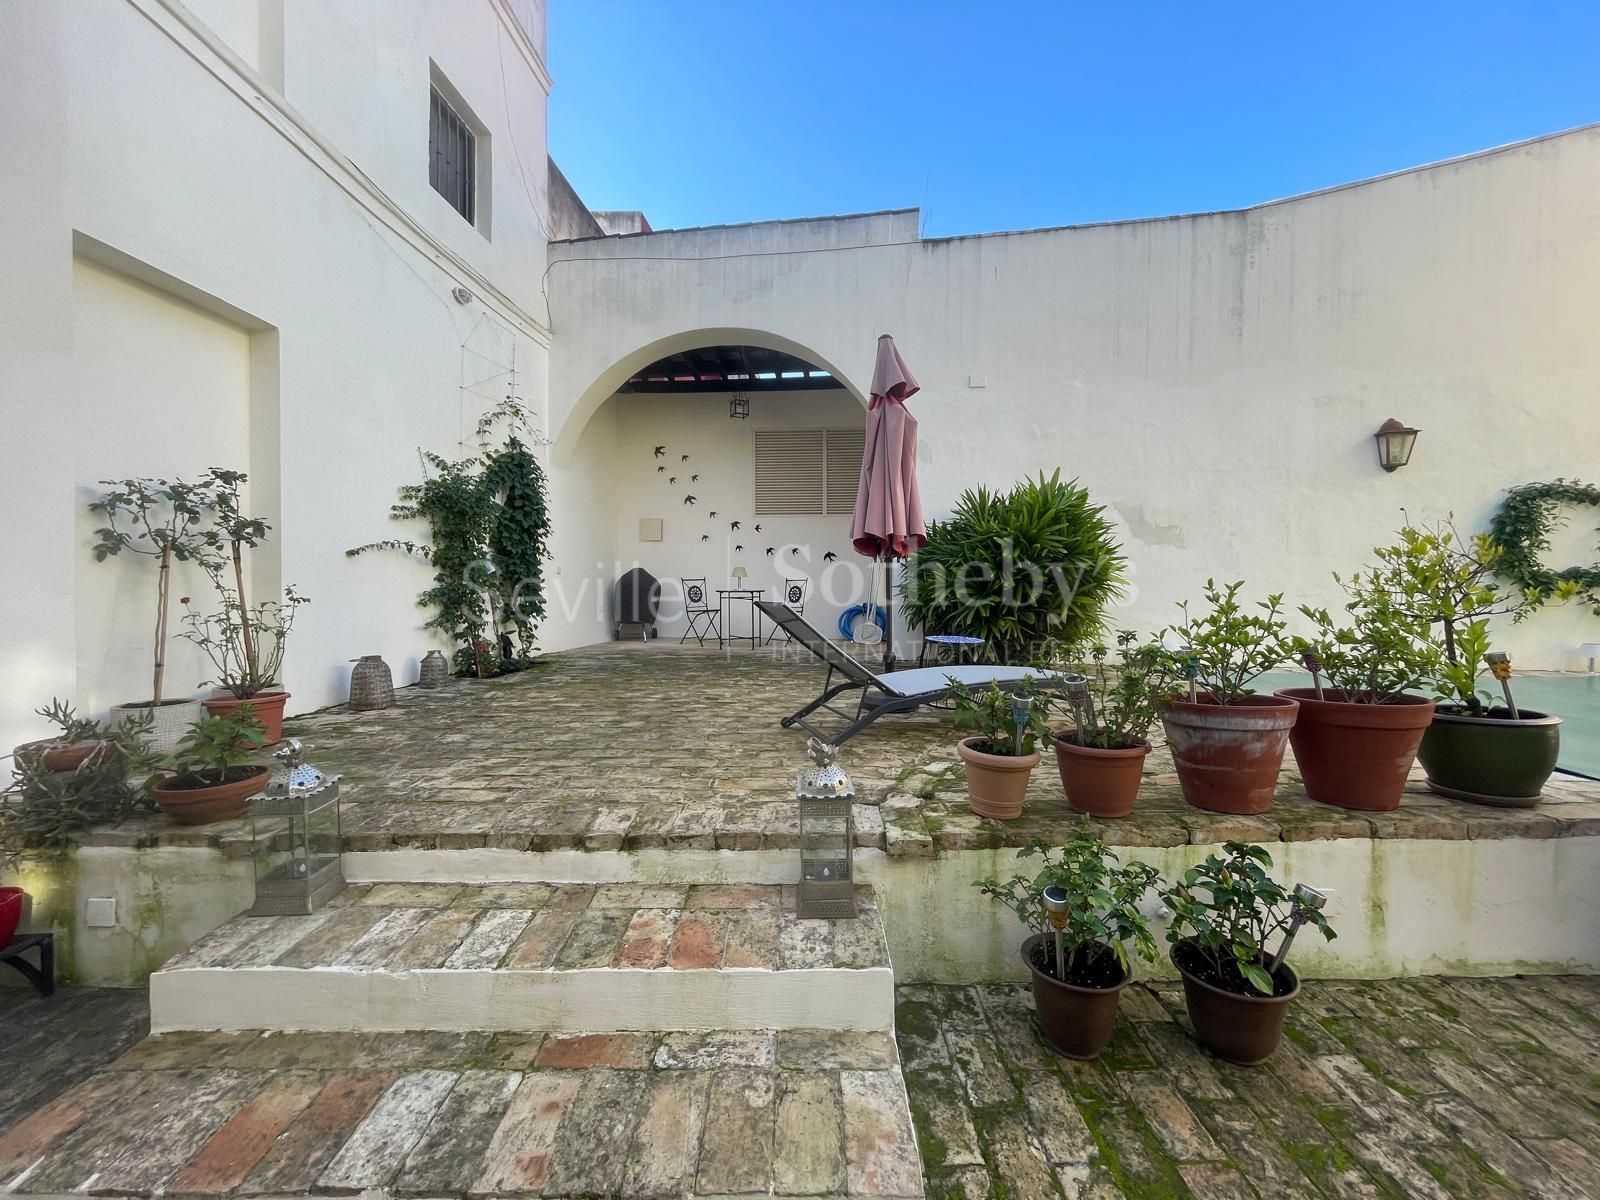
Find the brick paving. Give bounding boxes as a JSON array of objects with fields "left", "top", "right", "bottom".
[
  {"left": 75, "top": 645, "right": 1600, "bottom": 858},
  {"left": 0, "top": 988, "right": 148, "bottom": 1134},
  {"left": 0, "top": 1026, "right": 919, "bottom": 1197},
  {"left": 166, "top": 881, "right": 888, "bottom": 973},
  {"left": 899, "top": 976, "right": 1600, "bottom": 1200}
]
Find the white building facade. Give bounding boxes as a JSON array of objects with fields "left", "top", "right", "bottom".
[{"left": 3, "top": 0, "right": 1598, "bottom": 765}]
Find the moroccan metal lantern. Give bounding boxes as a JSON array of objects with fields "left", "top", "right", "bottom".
[
  {"left": 795, "top": 737, "right": 855, "bottom": 919},
  {"left": 248, "top": 739, "right": 346, "bottom": 916}
]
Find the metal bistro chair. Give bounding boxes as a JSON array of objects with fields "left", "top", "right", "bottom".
[
  {"left": 679, "top": 577, "right": 721, "bottom": 645},
  {"left": 764, "top": 578, "right": 810, "bottom": 645}
]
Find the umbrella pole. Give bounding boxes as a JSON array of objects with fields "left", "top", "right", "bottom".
[{"left": 882, "top": 556, "right": 896, "bottom": 672}]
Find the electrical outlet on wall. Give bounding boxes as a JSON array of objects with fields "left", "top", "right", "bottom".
[{"left": 85, "top": 897, "right": 117, "bottom": 927}]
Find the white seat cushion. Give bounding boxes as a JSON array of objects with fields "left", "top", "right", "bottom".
[{"left": 875, "top": 664, "right": 1048, "bottom": 698}]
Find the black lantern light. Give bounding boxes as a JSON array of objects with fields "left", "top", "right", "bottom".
[
  {"left": 1374, "top": 418, "right": 1419, "bottom": 472},
  {"left": 729, "top": 392, "right": 751, "bottom": 420}
]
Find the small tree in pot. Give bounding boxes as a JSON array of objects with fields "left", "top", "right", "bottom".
[
  {"left": 950, "top": 676, "right": 1051, "bottom": 820},
  {"left": 1362, "top": 521, "right": 1559, "bottom": 806},
  {"left": 180, "top": 580, "right": 308, "bottom": 744},
  {"left": 1052, "top": 633, "right": 1179, "bottom": 818},
  {"left": 152, "top": 707, "right": 270, "bottom": 825},
  {"left": 1283, "top": 558, "right": 1442, "bottom": 811},
  {"left": 1161, "top": 580, "right": 1297, "bottom": 814},
  {"left": 1162, "top": 842, "right": 1335, "bottom": 1065},
  {"left": 977, "top": 829, "right": 1160, "bottom": 1059}
]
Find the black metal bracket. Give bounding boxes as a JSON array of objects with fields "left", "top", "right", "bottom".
[{"left": 1, "top": 932, "right": 55, "bottom": 997}]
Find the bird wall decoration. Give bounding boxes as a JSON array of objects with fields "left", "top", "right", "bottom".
[
  {"left": 681, "top": 454, "right": 690, "bottom": 462},
  {"left": 790, "top": 547, "right": 802, "bottom": 556},
  {"left": 730, "top": 521, "right": 741, "bottom": 530},
  {"left": 653, "top": 446, "right": 666, "bottom": 458},
  {"left": 823, "top": 551, "right": 838, "bottom": 562},
  {"left": 691, "top": 474, "right": 699, "bottom": 482},
  {"left": 669, "top": 476, "right": 677, "bottom": 484},
  {"left": 656, "top": 465, "right": 665, "bottom": 473},
  {"left": 683, "top": 495, "right": 697, "bottom": 505},
  {"left": 765, "top": 547, "right": 775, "bottom": 557},
  {"left": 754, "top": 524, "right": 763, "bottom": 532},
  {"left": 700, "top": 534, "right": 711, "bottom": 542},
  {"left": 735, "top": 544, "right": 743, "bottom": 552}
]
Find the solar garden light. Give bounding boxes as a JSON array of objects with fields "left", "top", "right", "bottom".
[
  {"left": 1041, "top": 884, "right": 1070, "bottom": 977},
  {"left": 1266, "top": 883, "right": 1328, "bottom": 975},
  {"left": 795, "top": 737, "right": 856, "bottom": 920},
  {"left": 1301, "top": 650, "right": 1326, "bottom": 701},
  {"left": 1010, "top": 694, "right": 1034, "bottom": 757},
  {"left": 1178, "top": 649, "right": 1200, "bottom": 703},
  {"left": 1485, "top": 652, "right": 1520, "bottom": 719},
  {"left": 1060, "top": 673, "right": 1093, "bottom": 736}
]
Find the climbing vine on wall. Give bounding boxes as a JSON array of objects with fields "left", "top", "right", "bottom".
[
  {"left": 1488, "top": 478, "right": 1600, "bottom": 618},
  {"left": 348, "top": 401, "right": 552, "bottom": 674}
]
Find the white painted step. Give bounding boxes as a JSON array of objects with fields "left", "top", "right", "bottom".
[{"left": 150, "top": 881, "right": 894, "bottom": 1035}]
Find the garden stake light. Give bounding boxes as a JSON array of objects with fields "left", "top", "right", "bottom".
[
  {"left": 1266, "top": 883, "right": 1328, "bottom": 975},
  {"left": 1302, "top": 650, "right": 1325, "bottom": 701},
  {"left": 1485, "top": 651, "right": 1520, "bottom": 719},
  {"left": 1011, "top": 695, "right": 1034, "bottom": 757},
  {"left": 1041, "top": 884, "right": 1069, "bottom": 978}
]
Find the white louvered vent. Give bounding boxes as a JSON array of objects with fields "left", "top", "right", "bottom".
[
  {"left": 755, "top": 427, "right": 864, "bottom": 516},
  {"left": 825, "top": 427, "right": 865, "bottom": 515}
]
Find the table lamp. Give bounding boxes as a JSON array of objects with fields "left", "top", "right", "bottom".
[{"left": 731, "top": 565, "right": 748, "bottom": 587}]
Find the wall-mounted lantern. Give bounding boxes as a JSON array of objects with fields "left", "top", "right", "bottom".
[
  {"left": 729, "top": 392, "right": 751, "bottom": 420},
  {"left": 1374, "top": 418, "right": 1419, "bottom": 472}
]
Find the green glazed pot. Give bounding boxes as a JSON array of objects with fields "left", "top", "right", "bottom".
[{"left": 1416, "top": 707, "right": 1561, "bottom": 807}]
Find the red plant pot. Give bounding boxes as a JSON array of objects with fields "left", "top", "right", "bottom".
[
  {"left": 202, "top": 690, "right": 291, "bottom": 745},
  {"left": 1276, "top": 689, "right": 1436, "bottom": 812},
  {"left": 1160, "top": 694, "right": 1299, "bottom": 815},
  {"left": 1052, "top": 732, "right": 1150, "bottom": 818},
  {"left": 0, "top": 887, "right": 24, "bottom": 951}
]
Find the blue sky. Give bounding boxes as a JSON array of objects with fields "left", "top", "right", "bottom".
[{"left": 549, "top": 1, "right": 1597, "bottom": 237}]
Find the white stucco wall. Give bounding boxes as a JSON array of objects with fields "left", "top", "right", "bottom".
[
  {"left": 547, "top": 129, "right": 1600, "bottom": 667},
  {"left": 604, "top": 389, "right": 867, "bottom": 640},
  {"left": 0, "top": 0, "right": 578, "bottom": 767}
]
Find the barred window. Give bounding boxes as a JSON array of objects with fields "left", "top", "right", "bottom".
[{"left": 429, "top": 85, "right": 477, "bottom": 225}]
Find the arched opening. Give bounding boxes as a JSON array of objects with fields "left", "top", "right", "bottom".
[{"left": 555, "top": 329, "right": 874, "bottom": 645}]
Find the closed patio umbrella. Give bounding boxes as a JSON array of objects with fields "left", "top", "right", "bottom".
[{"left": 851, "top": 334, "right": 927, "bottom": 670}]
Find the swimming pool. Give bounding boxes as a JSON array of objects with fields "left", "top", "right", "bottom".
[{"left": 1251, "top": 671, "right": 1600, "bottom": 781}]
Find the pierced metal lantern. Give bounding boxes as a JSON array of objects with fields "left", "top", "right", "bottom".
[
  {"left": 248, "top": 739, "right": 345, "bottom": 916},
  {"left": 796, "top": 737, "right": 855, "bottom": 919}
]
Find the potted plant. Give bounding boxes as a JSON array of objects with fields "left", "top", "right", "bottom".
[
  {"left": 1370, "top": 522, "right": 1560, "bottom": 806},
  {"left": 3, "top": 714, "right": 160, "bottom": 926},
  {"left": 1160, "top": 580, "right": 1298, "bottom": 814},
  {"left": 1162, "top": 842, "right": 1335, "bottom": 1065},
  {"left": 12, "top": 700, "right": 119, "bottom": 773},
  {"left": 1277, "top": 558, "right": 1440, "bottom": 811},
  {"left": 1052, "top": 633, "right": 1178, "bottom": 818},
  {"left": 180, "top": 583, "right": 307, "bottom": 744},
  {"left": 151, "top": 707, "right": 270, "bottom": 825},
  {"left": 950, "top": 676, "right": 1051, "bottom": 819},
  {"left": 89, "top": 471, "right": 253, "bottom": 751},
  {"left": 976, "top": 830, "right": 1160, "bottom": 1058}
]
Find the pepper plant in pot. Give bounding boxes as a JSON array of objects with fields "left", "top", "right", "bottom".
[
  {"left": 1052, "top": 633, "right": 1178, "bottom": 818},
  {"left": 1281, "top": 560, "right": 1441, "bottom": 811},
  {"left": 12, "top": 700, "right": 120, "bottom": 774},
  {"left": 976, "top": 829, "right": 1160, "bottom": 1059},
  {"left": 1371, "top": 522, "right": 1560, "bottom": 806},
  {"left": 89, "top": 471, "right": 252, "bottom": 751},
  {"left": 1162, "top": 842, "right": 1335, "bottom": 1065},
  {"left": 152, "top": 707, "right": 270, "bottom": 825},
  {"left": 1160, "top": 581, "right": 1297, "bottom": 815},
  {"left": 950, "top": 676, "right": 1050, "bottom": 820}
]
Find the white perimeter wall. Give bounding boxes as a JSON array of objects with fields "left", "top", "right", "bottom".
[
  {"left": 0, "top": 0, "right": 617, "bottom": 766},
  {"left": 548, "top": 128, "right": 1600, "bottom": 667},
  {"left": 604, "top": 390, "right": 866, "bottom": 640}
]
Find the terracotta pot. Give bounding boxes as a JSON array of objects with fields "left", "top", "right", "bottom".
[
  {"left": 153, "top": 766, "right": 270, "bottom": 825},
  {"left": 1052, "top": 731, "right": 1149, "bottom": 818},
  {"left": 1171, "top": 940, "right": 1299, "bottom": 1065},
  {"left": 1417, "top": 707, "right": 1562, "bottom": 807},
  {"left": 0, "top": 887, "right": 23, "bottom": 951},
  {"left": 956, "top": 737, "right": 1040, "bottom": 820},
  {"left": 1022, "top": 934, "right": 1130, "bottom": 1059},
  {"left": 203, "top": 690, "right": 291, "bottom": 745},
  {"left": 1160, "top": 694, "right": 1299, "bottom": 815},
  {"left": 12, "top": 739, "right": 117, "bottom": 773},
  {"left": 1275, "top": 689, "right": 1436, "bottom": 812}
]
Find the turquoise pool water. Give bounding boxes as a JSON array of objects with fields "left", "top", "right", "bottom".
[{"left": 1251, "top": 671, "right": 1600, "bottom": 781}]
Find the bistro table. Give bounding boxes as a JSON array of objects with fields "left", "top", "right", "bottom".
[{"left": 718, "top": 588, "right": 765, "bottom": 648}]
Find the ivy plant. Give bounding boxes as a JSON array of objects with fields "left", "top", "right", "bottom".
[
  {"left": 1161, "top": 842, "right": 1335, "bottom": 996},
  {"left": 1488, "top": 478, "right": 1600, "bottom": 616},
  {"left": 976, "top": 830, "right": 1161, "bottom": 979},
  {"left": 1166, "top": 579, "right": 1293, "bottom": 705}
]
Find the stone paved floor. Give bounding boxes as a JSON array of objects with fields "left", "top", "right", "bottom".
[
  {"left": 0, "top": 987, "right": 148, "bottom": 1134},
  {"left": 900, "top": 975, "right": 1600, "bottom": 1200},
  {"left": 79, "top": 644, "right": 1600, "bottom": 857},
  {"left": 0, "top": 1026, "right": 919, "bottom": 1197}
]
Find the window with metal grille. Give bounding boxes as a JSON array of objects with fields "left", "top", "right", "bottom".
[
  {"left": 429, "top": 85, "right": 476, "bottom": 224},
  {"left": 755, "top": 428, "right": 865, "bottom": 516}
]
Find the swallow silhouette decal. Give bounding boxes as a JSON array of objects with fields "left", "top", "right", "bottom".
[
  {"left": 691, "top": 474, "right": 700, "bottom": 482},
  {"left": 681, "top": 454, "right": 690, "bottom": 462},
  {"left": 653, "top": 446, "right": 666, "bottom": 458},
  {"left": 669, "top": 476, "right": 677, "bottom": 484},
  {"left": 683, "top": 495, "right": 697, "bottom": 505},
  {"left": 734, "top": 544, "right": 744, "bottom": 552},
  {"left": 730, "top": 521, "right": 741, "bottom": 530},
  {"left": 700, "top": 534, "right": 711, "bottom": 542},
  {"left": 765, "top": 547, "right": 775, "bottom": 557},
  {"left": 790, "top": 547, "right": 802, "bottom": 556},
  {"left": 823, "top": 551, "right": 838, "bottom": 562}
]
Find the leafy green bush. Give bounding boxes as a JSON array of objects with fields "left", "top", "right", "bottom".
[
  {"left": 899, "top": 471, "right": 1124, "bottom": 663},
  {"left": 1167, "top": 579, "right": 1293, "bottom": 705},
  {"left": 948, "top": 676, "right": 1052, "bottom": 756},
  {"left": 1058, "top": 632, "right": 1180, "bottom": 749}
]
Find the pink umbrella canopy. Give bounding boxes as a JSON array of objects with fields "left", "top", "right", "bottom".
[{"left": 851, "top": 334, "right": 926, "bottom": 559}]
